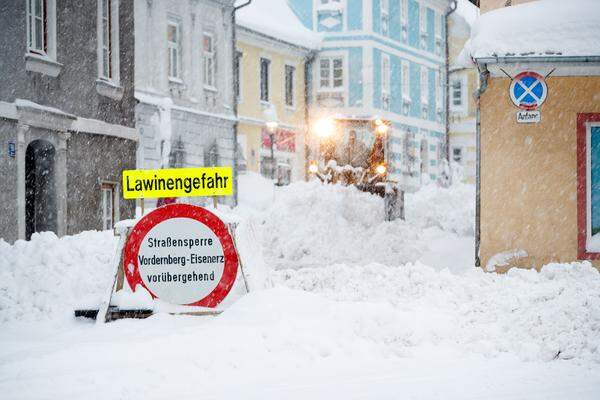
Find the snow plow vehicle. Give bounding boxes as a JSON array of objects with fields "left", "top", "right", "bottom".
[{"left": 308, "top": 117, "right": 404, "bottom": 221}]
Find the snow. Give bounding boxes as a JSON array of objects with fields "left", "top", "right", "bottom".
[
  {"left": 486, "top": 249, "right": 528, "bottom": 272},
  {"left": 236, "top": 0, "right": 322, "bottom": 50},
  {"left": 587, "top": 232, "right": 600, "bottom": 252},
  {"left": 2, "top": 176, "right": 600, "bottom": 398},
  {"left": 454, "top": 0, "right": 479, "bottom": 29},
  {"left": 457, "top": 0, "right": 600, "bottom": 66},
  {"left": 14, "top": 98, "right": 75, "bottom": 118}
]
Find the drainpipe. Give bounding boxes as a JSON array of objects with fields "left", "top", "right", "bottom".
[
  {"left": 444, "top": 0, "right": 457, "bottom": 163},
  {"left": 304, "top": 51, "right": 316, "bottom": 181},
  {"left": 474, "top": 63, "right": 489, "bottom": 268},
  {"left": 231, "top": 0, "right": 252, "bottom": 206}
]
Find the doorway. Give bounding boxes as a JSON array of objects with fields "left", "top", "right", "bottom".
[{"left": 25, "top": 140, "right": 57, "bottom": 239}]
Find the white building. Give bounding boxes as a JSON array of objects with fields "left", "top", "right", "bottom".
[{"left": 134, "top": 0, "right": 237, "bottom": 205}]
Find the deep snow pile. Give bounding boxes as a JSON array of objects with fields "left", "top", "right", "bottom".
[
  {"left": 272, "top": 262, "right": 600, "bottom": 363},
  {"left": 0, "top": 231, "right": 117, "bottom": 322},
  {"left": 253, "top": 177, "right": 474, "bottom": 269}
]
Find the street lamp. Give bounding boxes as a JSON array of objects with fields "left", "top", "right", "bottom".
[{"left": 263, "top": 105, "right": 279, "bottom": 180}]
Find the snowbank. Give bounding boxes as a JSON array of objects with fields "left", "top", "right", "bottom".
[
  {"left": 236, "top": 0, "right": 321, "bottom": 49},
  {"left": 272, "top": 261, "right": 600, "bottom": 363},
  {"left": 0, "top": 231, "right": 117, "bottom": 322},
  {"left": 458, "top": 0, "right": 600, "bottom": 66},
  {"left": 252, "top": 179, "right": 474, "bottom": 270}
]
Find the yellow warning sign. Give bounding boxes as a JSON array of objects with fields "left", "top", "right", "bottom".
[{"left": 122, "top": 167, "right": 233, "bottom": 199}]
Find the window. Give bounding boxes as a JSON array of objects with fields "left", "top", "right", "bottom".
[
  {"left": 420, "top": 4, "right": 428, "bottom": 34},
  {"left": 285, "top": 64, "right": 295, "bottom": 107},
  {"left": 435, "top": 13, "right": 443, "bottom": 55},
  {"left": 435, "top": 70, "right": 442, "bottom": 111},
  {"left": 381, "top": 0, "right": 389, "bottom": 36},
  {"left": 167, "top": 19, "right": 181, "bottom": 80},
  {"left": 319, "top": 57, "right": 343, "bottom": 89},
  {"left": 421, "top": 67, "right": 429, "bottom": 104},
  {"left": 577, "top": 115, "right": 600, "bottom": 258},
  {"left": 97, "top": 0, "right": 120, "bottom": 82},
  {"left": 381, "top": 54, "right": 390, "bottom": 110},
  {"left": 27, "top": 0, "right": 47, "bottom": 54},
  {"left": 452, "top": 147, "right": 463, "bottom": 163},
  {"left": 401, "top": 0, "right": 409, "bottom": 31},
  {"left": 203, "top": 33, "right": 215, "bottom": 88},
  {"left": 401, "top": 60, "right": 410, "bottom": 100},
  {"left": 451, "top": 79, "right": 463, "bottom": 107},
  {"left": 101, "top": 183, "right": 115, "bottom": 230},
  {"left": 234, "top": 50, "right": 242, "bottom": 100},
  {"left": 260, "top": 57, "right": 270, "bottom": 102}
]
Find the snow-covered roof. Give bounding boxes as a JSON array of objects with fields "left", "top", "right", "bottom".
[
  {"left": 236, "top": 0, "right": 321, "bottom": 50},
  {"left": 458, "top": 0, "right": 600, "bottom": 66},
  {"left": 454, "top": 0, "right": 479, "bottom": 29}
]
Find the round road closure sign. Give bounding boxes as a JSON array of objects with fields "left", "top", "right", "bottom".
[
  {"left": 509, "top": 71, "right": 548, "bottom": 110},
  {"left": 123, "top": 203, "right": 238, "bottom": 307}
]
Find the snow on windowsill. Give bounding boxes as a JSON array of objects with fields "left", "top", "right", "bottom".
[
  {"left": 24, "top": 52, "right": 62, "bottom": 77},
  {"left": 95, "top": 79, "right": 124, "bottom": 101}
]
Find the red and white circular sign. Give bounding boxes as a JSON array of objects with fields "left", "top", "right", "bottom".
[{"left": 123, "top": 204, "right": 238, "bottom": 307}]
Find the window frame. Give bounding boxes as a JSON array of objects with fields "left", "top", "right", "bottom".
[
  {"left": 420, "top": 66, "right": 429, "bottom": 105},
  {"left": 260, "top": 57, "right": 271, "bottom": 103},
  {"left": 101, "top": 182, "right": 115, "bottom": 231},
  {"left": 577, "top": 114, "right": 600, "bottom": 259},
  {"left": 401, "top": 60, "right": 410, "bottom": 99},
  {"left": 284, "top": 63, "right": 296, "bottom": 108},
  {"left": 203, "top": 32, "right": 216, "bottom": 90},
  {"left": 381, "top": 53, "right": 391, "bottom": 110},
  {"left": 318, "top": 55, "right": 344, "bottom": 92},
  {"left": 420, "top": 4, "right": 428, "bottom": 35},
  {"left": 381, "top": 0, "right": 389, "bottom": 36},
  {"left": 234, "top": 50, "right": 243, "bottom": 102},
  {"left": 26, "top": 0, "right": 56, "bottom": 59},
  {"left": 97, "top": 0, "right": 120, "bottom": 83},
  {"left": 167, "top": 18, "right": 182, "bottom": 81}
]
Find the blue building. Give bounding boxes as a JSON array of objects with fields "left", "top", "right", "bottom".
[{"left": 289, "top": 0, "right": 451, "bottom": 189}]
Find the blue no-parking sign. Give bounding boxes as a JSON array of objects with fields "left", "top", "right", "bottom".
[{"left": 509, "top": 71, "right": 548, "bottom": 110}]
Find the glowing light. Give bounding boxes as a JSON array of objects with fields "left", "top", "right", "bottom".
[
  {"left": 376, "top": 124, "right": 389, "bottom": 135},
  {"left": 308, "top": 162, "right": 319, "bottom": 174},
  {"left": 313, "top": 118, "right": 335, "bottom": 138},
  {"left": 374, "top": 118, "right": 383, "bottom": 126},
  {"left": 266, "top": 121, "right": 279, "bottom": 132},
  {"left": 376, "top": 164, "right": 387, "bottom": 175}
]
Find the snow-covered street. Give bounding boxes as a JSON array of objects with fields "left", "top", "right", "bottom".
[{"left": 1, "top": 175, "right": 599, "bottom": 399}]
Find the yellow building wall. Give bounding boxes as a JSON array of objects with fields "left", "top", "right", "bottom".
[
  {"left": 479, "top": 75, "right": 600, "bottom": 270},
  {"left": 480, "top": 0, "right": 536, "bottom": 14},
  {"left": 236, "top": 39, "right": 308, "bottom": 179}
]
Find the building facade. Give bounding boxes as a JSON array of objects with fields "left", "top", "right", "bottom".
[
  {"left": 462, "top": 1, "right": 600, "bottom": 270},
  {"left": 447, "top": 0, "right": 477, "bottom": 183},
  {"left": 289, "top": 0, "right": 451, "bottom": 190},
  {"left": 0, "top": 0, "right": 137, "bottom": 243},
  {"left": 134, "top": 0, "right": 237, "bottom": 205},
  {"left": 236, "top": 0, "right": 318, "bottom": 184}
]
